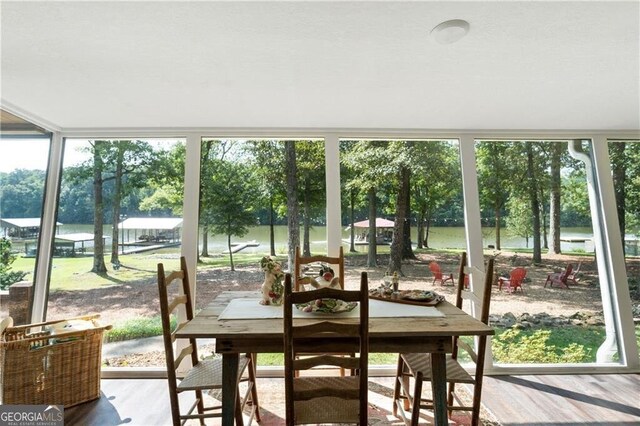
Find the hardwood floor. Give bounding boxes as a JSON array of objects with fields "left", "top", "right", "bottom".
[
  {"left": 64, "top": 374, "right": 640, "bottom": 425},
  {"left": 481, "top": 374, "right": 640, "bottom": 425}
]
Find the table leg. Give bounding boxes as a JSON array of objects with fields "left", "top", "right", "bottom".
[
  {"left": 222, "top": 353, "right": 239, "bottom": 426},
  {"left": 430, "top": 352, "right": 448, "bottom": 426}
]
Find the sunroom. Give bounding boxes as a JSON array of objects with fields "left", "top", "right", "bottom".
[{"left": 1, "top": 1, "right": 639, "bottom": 425}]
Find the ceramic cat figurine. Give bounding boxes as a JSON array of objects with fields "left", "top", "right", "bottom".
[{"left": 259, "top": 256, "right": 284, "bottom": 305}]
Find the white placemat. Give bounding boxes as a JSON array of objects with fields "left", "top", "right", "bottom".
[{"left": 218, "top": 298, "right": 444, "bottom": 320}]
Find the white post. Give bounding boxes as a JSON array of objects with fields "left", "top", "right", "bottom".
[
  {"left": 324, "top": 133, "right": 342, "bottom": 256},
  {"left": 31, "top": 132, "right": 64, "bottom": 323}
]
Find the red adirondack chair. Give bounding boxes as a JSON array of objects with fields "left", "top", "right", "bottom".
[
  {"left": 544, "top": 263, "right": 573, "bottom": 289},
  {"left": 498, "top": 267, "right": 527, "bottom": 293},
  {"left": 567, "top": 261, "right": 582, "bottom": 284},
  {"left": 429, "top": 261, "right": 454, "bottom": 286}
]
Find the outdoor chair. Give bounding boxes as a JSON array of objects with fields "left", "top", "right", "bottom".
[
  {"left": 544, "top": 263, "right": 573, "bottom": 289},
  {"left": 429, "top": 261, "right": 454, "bottom": 286},
  {"left": 294, "top": 245, "right": 344, "bottom": 291},
  {"left": 498, "top": 267, "right": 527, "bottom": 293},
  {"left": 157, "top": 256, "right": 260, "bottom": 426},
  {"left": 567, "top": 261, "right": 582, "bottom": 284},
  {"left": 283, "top": 272, "right": 369, "bottom": 425},
  {"left": 394, "top": 256, "right": 494, "bottom": 426}
]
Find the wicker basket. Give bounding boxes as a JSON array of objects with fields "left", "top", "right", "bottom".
[{"left": 0, "top": 314, "right": 112, "bottom": 407}]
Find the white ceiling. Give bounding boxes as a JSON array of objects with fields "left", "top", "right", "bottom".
[{"left": 1, "top": 1, "right": 639, "bottom": 131}]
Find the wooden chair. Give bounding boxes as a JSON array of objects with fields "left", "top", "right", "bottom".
[
  {"left": 283, "top": 272, "right": 369, "bottom": 425},
  {"left": 394, "top": 256, "right": 494, "bottom": 426},
  {"left": 544, "top": 263, "right": 573, "bottom": 289},
  {"left": 567, "top": 261, "right": 582, "bottom": 284},
  {"left": 429, "top": 261, "right": 454, "bottom": 286},
  {"left": 294, "top": 246, "right": 344, "bottom": 291},
  {"left": 498, "top": 267, "right": 527, "bottom": 293},
  {"left": 157, "top": 256, "right": 260, "bottom": 426}
]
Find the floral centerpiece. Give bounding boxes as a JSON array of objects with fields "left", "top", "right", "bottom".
[{"left": 259, "top": 256, "right": 284, "bottom": 305}]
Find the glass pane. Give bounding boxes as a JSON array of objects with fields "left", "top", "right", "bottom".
[
  {"left": 196, "top": 138, "right": 326, "bottom": 364},
  {"left": 477, "top": 140, "right": 606, "bottom": 365},
  {"left": 46, "top": 138, "right": 185, "bottom": 368},
  {"left": 608, "top": 139, "right": 640, "bottom": 363},
  {"left": 0, "top": 137, "right": 50, "bottom": 325},
  {"left": 340, "top": 138, "right": 466, "bottom": 366}
]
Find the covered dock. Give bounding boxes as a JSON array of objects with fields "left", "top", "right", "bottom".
[
  {"left": 0, "top": 218, "right": 62, "bottom": 239},
  {"left": 345, "top": 217, "right": 395, "bottom": 245},
  {"left": 118, "top": 217, "right": 183, "bottom": 249}
]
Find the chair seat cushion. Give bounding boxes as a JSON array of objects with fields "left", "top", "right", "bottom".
[
  {"left": 401, "top": 353, "right": 474, "bottom": 384},
  {"left": 293, "top": 376, "right": 362, "bottom": 424},
  {"left": 178, "top": 354, "right": 249, "bottom": 391}
]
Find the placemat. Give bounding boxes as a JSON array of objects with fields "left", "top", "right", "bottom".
[{"left": 218, "top": 298, "right": 444, "bottom": 320}]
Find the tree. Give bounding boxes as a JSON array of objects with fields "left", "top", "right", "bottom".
[
  {"left": 549, "top": 142, "right": 563, "bottom": 254},
  {"left": 246, "top": 140, "right": 287, "bottom": 257},
  {"left": 525, "top": 142, "right": 542, "bottom": 263},
  {"left": 204, "top": 158, "right": 259, "bottom": 271},
  {"left": 295, "top": 141, "right": 326, "bottom": 256},
  {"left": 285, "top": 141, "right": 300, "bottom": 272},
  {"left": 0, "top": 238, "right": 27, "bottom": 290},
  {"left": 342, "top": 140, "right": 393, "bottom": 267},
  {"left": 91, "top": 140, "right": 108, "bottom": 273},
  {"left": 476, "top": 142, "right": 513, "bottom": 250}
]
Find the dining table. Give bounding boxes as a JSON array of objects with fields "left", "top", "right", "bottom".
[{"left": 175, "top": 290, "right": 494, "bottom": 426}]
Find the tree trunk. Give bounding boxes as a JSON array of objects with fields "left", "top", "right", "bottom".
[
  {"left": 92, "top": 141, "right": 107, "bottom": 273},
  {"left": 227, "top": 232, "right": 235, "bottom": 271},
  {"left": 367, "top": 187, "right": 377, "bottom": 267},
  {"left": 417, "top": 207, "right": 425, "bottom": 249},
  {"left": 549, "top": 143, "right": 562, "bottom": 254},
  {"left": 402, "top": 172, "right": 416, "bottom": 260},
  {"left": 201, "top": 226, "right": 209, "bottom": 257},
  {"left": 389, "top": 166, "right": 409, "bottom": 275},
  {"left": 285, "top": 141, "right": 300, "bottom": 272},
  {"left": 269, "top": 197, "right": 276, "bottom": 256},
  {"left": 494, "top": 203, "right": 501, "bottom": 250},
  {"left": 526, "top": 142, "right": 542, "bottom": 263},
  {"left": 610, "top": 142, "right": 627, "bottom": 256},
  {"left": 303, "top": 179, "right": 311, "bottom": 257},
  {"left": 110, "top": 143, "right": 124, "bottom": 264},
  {"left": 349, "top": 189, "right": 356, "bottom": 253}
]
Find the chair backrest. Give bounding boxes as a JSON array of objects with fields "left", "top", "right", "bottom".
[
  {"left": 559, "top": 263, "right": 574, "bottom": 282},
  {"left": 283, "top": 272, "right": 369, "bottom": 424},
  {"left": 157, "top": 257, "right": 198, "bottom": 397},
  {"left": 510, "top": 267, "right": 527, "bottom": 283},
  {"left": 294, "top": 246, "right": 345, "bottom": 291},
  {"left": 429, "top": 261, "right": 443, "bottom": 278},
  {"left": 453, "top": 258, "right": 494, "bottom": 363},
  {"left": 454, "top": 252, "right": 467, "bottom": 309}
]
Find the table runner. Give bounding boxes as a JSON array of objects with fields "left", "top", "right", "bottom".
[{"left": 218, "top": 298, "right": 444, "bottom": 320}]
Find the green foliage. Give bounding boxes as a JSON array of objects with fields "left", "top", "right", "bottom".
[
  {"left": 104, "top": 315, "right": 177, "bottom": 343},
  {"left": 0, "top": 238, "right": 27, "bottom": 290},
  {"left": 493, "top": 328, "right": 590, "bottom": 364}
]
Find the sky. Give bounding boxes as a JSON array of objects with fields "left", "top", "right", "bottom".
[
  {"left": 0, "top": 138, "right": 182, "bottom": 173},
  {"left": 0, "top": 138, "right": 87, "bottom": 173}
]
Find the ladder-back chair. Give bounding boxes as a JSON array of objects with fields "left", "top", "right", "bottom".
[
  {"left": 157, "top": 256, "right": 260, "bottom": 425},
  {"left": 294, "top": 246, "right": 345, "bottom": 291},
  {"left": 394, "top": 254, "right": 494, "bottom": 426},
  {"left": 283, "top": 272, "right": 369, "bottom": 425}
]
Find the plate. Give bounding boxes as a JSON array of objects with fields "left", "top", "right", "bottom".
[
  {"left": 402, "top": 290, "right": 437, "bottom": 302},
  {"left": 296, "top": 298, "right": 357, "bottom": 314}
]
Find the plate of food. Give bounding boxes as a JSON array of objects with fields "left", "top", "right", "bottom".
[
  {"left": 296, "top": 298, "right": 357, "bottom": 314},
  {"left": 402, "top": 290, "right": 437, "bottom": 302}
]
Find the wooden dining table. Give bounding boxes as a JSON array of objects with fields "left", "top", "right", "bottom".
[{"left": 176, "top": 290, "right": 494, "bottom": 426}]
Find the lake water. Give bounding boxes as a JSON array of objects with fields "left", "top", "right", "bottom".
[{"left": 57, "top": 224, "right": 595, "bottom": 254}]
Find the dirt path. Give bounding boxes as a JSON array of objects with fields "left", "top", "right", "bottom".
[{"left": 46, "top": 251, "right": 634, "bottom": 326}]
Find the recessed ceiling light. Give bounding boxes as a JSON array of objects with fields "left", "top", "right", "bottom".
[{"left": 431, "top": 19, "right": 470, "bottom": 44}]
